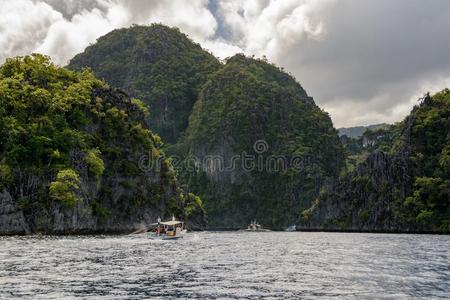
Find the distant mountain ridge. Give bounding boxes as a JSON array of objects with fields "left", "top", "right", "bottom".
[{"left": 338, "top": 123, "right": 389, "bottom": 138}]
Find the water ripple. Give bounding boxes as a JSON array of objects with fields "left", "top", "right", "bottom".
[{"left": 1, "top": 232, "right": 449, "bottom": 299}]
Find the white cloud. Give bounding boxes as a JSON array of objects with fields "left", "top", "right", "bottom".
[
  {"left": 0, "top": 0, "right": 218, "bottom": 65},
  {"left": 36, "top": 6, "right": 127, "bottom": 65},
  {"left": 324, "top": 76, "right": 450, "bottom": 127},
  {"left": 201, "top": 38, "right": 243, "bottom": 60},
  {"left": 116, "top": 0, "right": 218, "bottom": 41},
  {"left": 0, "top": 0, "right": 61, "bottom": 62},
  {"left": 214, "top": 0, "right": 335, "bottom": 59},
  {"left": 391, "top": 77, "right": 450, "bottom": 122}
]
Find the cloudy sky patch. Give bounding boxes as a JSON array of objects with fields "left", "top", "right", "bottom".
[{"left": 1, "top": 0, "right": 450, "bottom": 127}]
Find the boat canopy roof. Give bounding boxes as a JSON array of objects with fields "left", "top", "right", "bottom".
[
  {"left": 161, "top": 220, "right": 183, "bottom": 226},
  {"left": 149, "top": 218, "right": 184, "bottom": 227},
  {"left": 150, "top": 221, "right": 183, "bottom": 226}
]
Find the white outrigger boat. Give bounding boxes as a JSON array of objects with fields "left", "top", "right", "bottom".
[
  {"left": 148, "top": 217, "right": 187, "bottom": 240},
  {"left": 285, "top": 225, "right": 297, "bottom": 232},
  {"left": 242, "top": 220, "right": 271, "bottom": 232}
]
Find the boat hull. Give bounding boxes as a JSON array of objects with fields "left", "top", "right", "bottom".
[
  {"left": 148, "top": 235, "right": 184, "bottom": 240},
  {"left": 148, "top": 230, "right": 187, "bottom": 240}
]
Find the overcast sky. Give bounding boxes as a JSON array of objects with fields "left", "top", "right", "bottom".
[{"left": 1, "top": 0, "right": 450, "bottom": 127}]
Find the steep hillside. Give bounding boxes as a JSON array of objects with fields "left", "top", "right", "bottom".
[
  {"left": 0, "top": 54, "right": 205, "bottom": 234},
  {"left": 68, "top": 24, "right": 221, "bottom": 144},
  {"left": 174, "top": 54, "right": 344, "bottom": 228},
  {"left": 338, "top": 123, "right": 390, "bottom": 138},
  {"left": 341, "top": 124, "right": 399, "bottom": 172},
  {"left": 304, "top": 91, "right": 450, "bottom": 232}
]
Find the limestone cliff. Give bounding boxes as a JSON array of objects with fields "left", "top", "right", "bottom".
[
  {"left": 174, "top": 54, "right": 345, "bottom": 228},
  {"left": 0, "top": 55, "right": 205, "bottom": 235},
  {"left": 68, "top": 24, "right": 221, "bottom": 144},
  {"left": 304, "top": 91, "right": 450, "bottom": 232}
]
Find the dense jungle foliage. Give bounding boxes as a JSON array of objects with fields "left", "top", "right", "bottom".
[
  {"left": 0, "top": 54, "right": 204, "bottom": 233},
  {"left": 68, "top": 24, "right": 221, "bottom": 144},
  {"left": 174, "top": 54, "right": 345, "bottom": 228},
  {"left": 1, "top": 24, "right": 448, "bottom": 233},
  {"left": 306, "top": 91, "right": 450, "bottom": 232}
]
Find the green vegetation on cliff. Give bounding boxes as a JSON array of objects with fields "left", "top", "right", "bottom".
[
  {"left": 65, "top": 24, "right": 450, "bottom": 232},
  {"left": 340, "top": 124, "right": 400, "bottom": 172},
  {"left": 174, "top": 54, "right": 344, "bottom": 228},
  {"left": 306, "top": 91, "right": 450, "bottom": 232},
  {"left": 397, "top": 91, "right": 450, "bottom": 230},
  {"left": 66, "top": 24, "right": 347, "bottom": 229},
  {"left": 0, "top": 54, "right": 205, "bottom": 234},
  {"left": 338, "top": 123, "right": 390, "bottom": 138},
  {"left": 68, "top": 24, "right": 221, "bottom": 144}
]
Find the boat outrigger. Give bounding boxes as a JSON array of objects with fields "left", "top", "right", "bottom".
[
  {"left": 242, "top": 220, "right": 271, "bottom": 232},
  {"left": 148, "top": 216, "right": 187, "bottom": 240}
]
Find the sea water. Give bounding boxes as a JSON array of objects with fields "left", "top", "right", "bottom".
[{"left": 1, "top": 232, "right": 449, "bottom": 299}]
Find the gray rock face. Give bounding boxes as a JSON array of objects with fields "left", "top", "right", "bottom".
[
  {"left": 303, "top": 90, "right": 450, "bottom": 233},
  {"left": 0, "top": 168, "right": 205, "bottom": 234},
  {"left": 0, "top": 190, "right": 30, "bottom": 235},
  {"left": 0, "top": 184, "right": 176, "bottom": 235},
  {"left": 303, "top": 152, "right": 414, "bottom": 232}
]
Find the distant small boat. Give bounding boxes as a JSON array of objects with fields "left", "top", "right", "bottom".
[
  {"left": 242, "top": 220, "right": 271, "bottom": 232},
  {"left": 148, "top": 216, "right": 187, "bottom": 240},
  {"left": 285, "top": 225, "right": 296, "bottom": 232}
]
